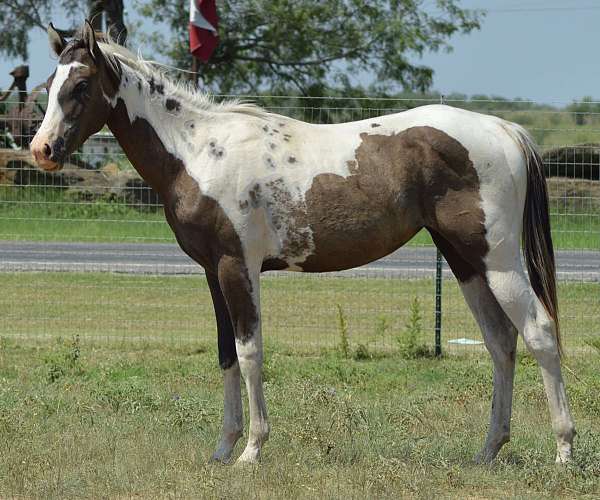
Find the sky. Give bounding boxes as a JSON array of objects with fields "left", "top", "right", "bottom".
[{"left": 1, "top": 0, "right": 600, "bottom": 104}]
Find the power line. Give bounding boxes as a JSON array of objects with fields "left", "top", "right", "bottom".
[{"left": 481, "top": 5, "right": 600, "bottom": 13}]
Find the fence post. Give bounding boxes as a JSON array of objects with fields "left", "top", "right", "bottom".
[
  {"left": 434, "top": 247, "right": 443, "bottom": 357},
  {"left": 434, "top": 95, "right": 444, "bottom": 357}
]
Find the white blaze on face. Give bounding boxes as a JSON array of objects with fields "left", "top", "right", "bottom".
[{"left": 35, "top": 62, "right": 86, "bottom": 141}]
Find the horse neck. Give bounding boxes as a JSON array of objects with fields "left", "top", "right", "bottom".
[{"left": 106, "top": 66, "right": 207, "bottom": 193}]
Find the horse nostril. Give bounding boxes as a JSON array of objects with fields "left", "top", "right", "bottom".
[{"left": 43, "top": 143, "right": 51, "bottom": 159}]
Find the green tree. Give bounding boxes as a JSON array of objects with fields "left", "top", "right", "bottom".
[
  {"left": 0, "top": 0, "right": 83, "bottom": 60},
  {"left": 0, "top": 0, "right": 127, "bottom": 61},
  {"left": 567, "top": 96, "right": 600, "bottom": 126},
  {"left": 136, "top": 0, "right": 482, "bottom": 95}
]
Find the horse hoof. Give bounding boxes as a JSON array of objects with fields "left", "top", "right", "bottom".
[
  {"left": 473, "top": 450, "right": 494, "bottom": 465},
  {"left": 235, "top": 447, "right": 261, "bottom": 465},
  {"left": 555, "top": 451, "right": 573, "bottom": 464},
  {"left": 210, "top": 450, "right": 233, "bottom": 465}
]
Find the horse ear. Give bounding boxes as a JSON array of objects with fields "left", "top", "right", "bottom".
[
  {"left": 82, "top": 19, "right": 100, "bottom": 60},
  {"left": 48, "top": 23, "right": 66, "bottom": 56}
]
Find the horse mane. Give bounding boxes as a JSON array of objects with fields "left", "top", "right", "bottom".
[{"left": 96, "top": 39, "right": 269, "bottom": 119}]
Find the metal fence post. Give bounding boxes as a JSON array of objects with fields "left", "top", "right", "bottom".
[
  {"left": 434, "top": 248, "right": 443, "bottom": 357},
  {"left": 434, "top": 95, "right": 445, "bottom": 357}
]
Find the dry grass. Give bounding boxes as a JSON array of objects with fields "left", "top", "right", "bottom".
[{"left": 0, "top": 271, "right": 598, "bottom": 497}]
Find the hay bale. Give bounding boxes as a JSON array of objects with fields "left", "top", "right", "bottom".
[
  {"left": 542, "top": 144, "right": 600, "bottom": 180},
  {"left": 109, "top": 170, "right": 161, "bottom": 207},
  {"left": 100, "top": 162, "right": 120, "bottom": 177},
  {"left": 547, "top": 177, "right": 600, "bottom": 212}
]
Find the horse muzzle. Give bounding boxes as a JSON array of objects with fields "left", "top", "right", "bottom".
[{"left": 30, "top": 134, "right": 66, "bottom": 172}]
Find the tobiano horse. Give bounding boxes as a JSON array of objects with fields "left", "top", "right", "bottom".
[{"left": 31, "top": 21, "right": 575, "bottom": 464}]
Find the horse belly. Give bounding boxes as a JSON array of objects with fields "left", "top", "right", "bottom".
[{"left": 297, "top": 172, "right": 421, "bottom": 272}]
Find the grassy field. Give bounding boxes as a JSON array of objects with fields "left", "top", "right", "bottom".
[
  {"left": 0, "top": 251, "right": 598, "bottom": 498},
  {"left": 1, "top": 272, "right": 598, "bottom": 352},
  {"left": 0, "top": 338, "right": 599, "bottom": 498}
]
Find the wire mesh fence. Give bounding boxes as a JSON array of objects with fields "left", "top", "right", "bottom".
[{"left": 0, "top": 92, "right": 598, "bottom": 354}]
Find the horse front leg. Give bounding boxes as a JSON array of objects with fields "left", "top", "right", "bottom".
[
  {"left": 206, "top": 272, "right": 243, "bottom": 463},
  {"left": 217, "top": 255, "right": 269, "bottom": 464}
]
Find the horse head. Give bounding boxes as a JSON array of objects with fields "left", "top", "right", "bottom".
[{"left": 30, "top": 20, "right": 121, "bottom": 171}]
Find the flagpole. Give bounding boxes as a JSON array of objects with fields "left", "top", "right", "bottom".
[{"left": 191, "top": 57, "right": 199, "bottom": 87}]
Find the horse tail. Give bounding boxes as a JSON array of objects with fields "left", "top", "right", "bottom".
[{"left": 505, "top": 123, "right": 561, "bottom": 357}]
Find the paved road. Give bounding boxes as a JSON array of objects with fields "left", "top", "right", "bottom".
[{"left": 0, "top": 241, "right": 598, "bottom": 281}]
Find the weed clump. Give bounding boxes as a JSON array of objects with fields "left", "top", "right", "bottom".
[
  {"left": 353, "top": 343, "right": 371, "bottom": 361},
  {"left": 167, "top": 395, "right": 213, "bottom": 430},
  {"left": 397, "top": 298, "right": 434, "bottom": 359},
  {"left": 336, "top": 304, "right": 350, "bottom": 359},
  {"left": 43, "top": 335, "right": 84, "bottom": 383}
]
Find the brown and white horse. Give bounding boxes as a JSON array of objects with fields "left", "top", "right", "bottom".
[{"left": 31, "top": 22, "right": 575, "bottom": 464}]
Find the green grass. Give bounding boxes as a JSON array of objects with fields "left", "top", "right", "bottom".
[
  {"left": 0, "top": 186, "right": 173, "bottom": 243},
  {"left": 0, "top": 338, "right": 598, "bottom": 498},
  {"left": 0, "top": 272, "right": 597, "bottom": 352}
]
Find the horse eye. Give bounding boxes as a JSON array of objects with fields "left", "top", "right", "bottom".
[{"left": 73, "top": 81, "right": 89, "bottom": 95}]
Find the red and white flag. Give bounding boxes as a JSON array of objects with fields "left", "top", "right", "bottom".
[{"left": 189, "top": 0, "right": 219, "bottom": 62}]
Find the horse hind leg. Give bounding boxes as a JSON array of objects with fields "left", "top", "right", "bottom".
[
  {"left": 429, "top": 229, "right": 517, "bottom": 463},
  {"left": 432, "top": 226, "right": 575, "bottom": 463},
  {"left": 459, "top": 275, "right": 518, "bottom": 463},
  {"left": 485, "top": 263, "right": 575, "bottom": 463}
]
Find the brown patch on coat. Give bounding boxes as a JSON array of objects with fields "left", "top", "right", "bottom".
[
  {"left": 216, "top": 255, "right": 258, "bottom": 342},
  {"left": 261, "top": 257, "right": 288, "bottom": 271},
  {"left": 299, "top": 126, "right": 488, "bottom": 279}
]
